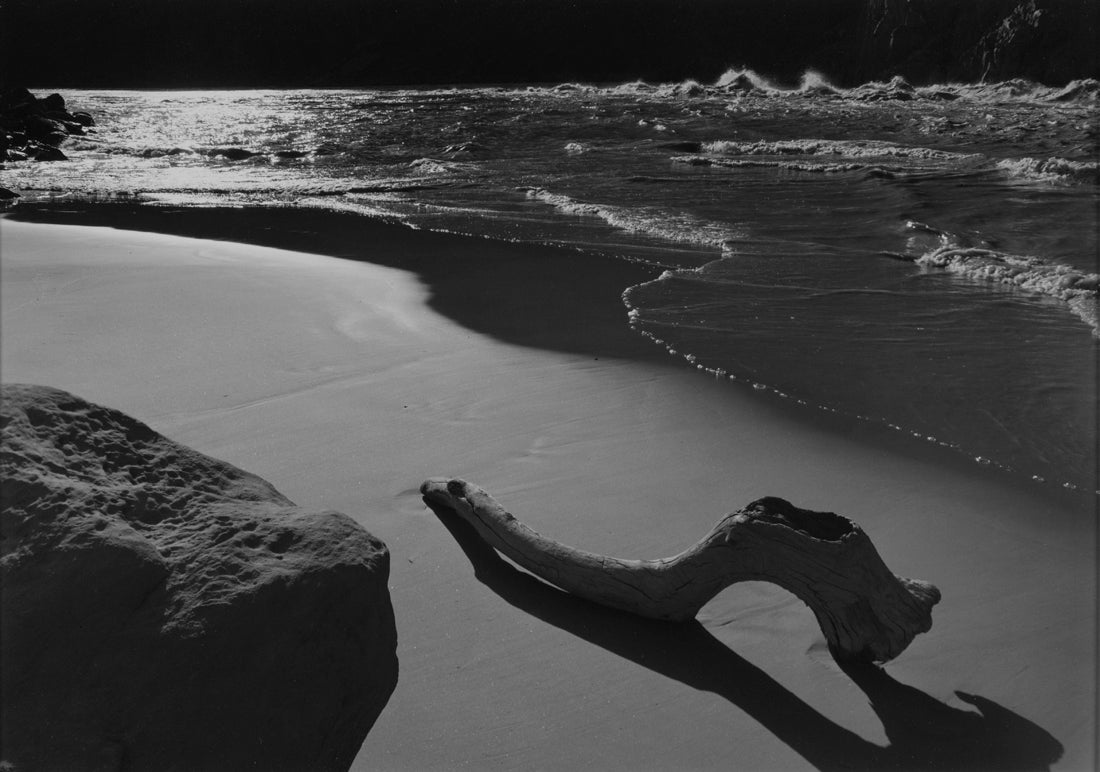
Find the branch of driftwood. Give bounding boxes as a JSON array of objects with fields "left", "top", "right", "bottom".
[{"left": 421, "top": 478, "right": 940, "bottom": 663}]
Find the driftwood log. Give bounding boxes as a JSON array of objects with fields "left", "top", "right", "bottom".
[{"left": 421, "top": 478, "right": 940, "bottom": 663}]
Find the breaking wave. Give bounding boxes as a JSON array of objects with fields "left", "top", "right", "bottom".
[
  {"left": 711, "top": 70, "right": 1100, "bottom": 104},
  {"left": 672, "top": 156, "right": 871, "bottom": 174},
  {"left": 557, "top": 69, "right": 1100, "bottom": 105},
  {"left": 675, "top": 139, "right": 1095, "bottom": 186},
  {"left": 671, "top": 138, "right": 978, "bottom": 177},
  {"left": 905, "top": 221, "right": 1099, "bottom": 333},
  {"left": 697, "top": 138, "right": 972, "bottom": 161},
  {"left": 996, "top": 156, "right": 1099, "bottom": 185},
  {"left": 524, "top": 188, "right": 739, "bottom": 251}
]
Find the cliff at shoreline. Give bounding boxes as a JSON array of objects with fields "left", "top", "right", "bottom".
[{"left": 1, "top": 0, "right": 1095, "bottom": 89}]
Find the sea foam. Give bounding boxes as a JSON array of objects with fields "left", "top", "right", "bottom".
[
  {"left": 672, "top": 156, "right": 870, "bottom": 174},
  {"left": 906, "top": 222, "right": 1099, "bottom": 333},
  {"left": 524, "top": 188, "right": 739, "bottom": 251},
  {"left": 713, "top": 68, "right": 784, "bottom": 93},
  {"left": 698, "top": 138, "right": 970, "bottom": 161},
  {"left": 703, "top": 70, "right": 1100, "bottom": 105},
  {"left": 996, "top": 156, "right": 1099, "bottom": 185},
  {"left": 671, "top": 138, "right": 976, "bottom": 177}
]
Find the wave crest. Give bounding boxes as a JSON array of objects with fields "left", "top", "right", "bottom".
[
  {"left": 906, "top": 222, "right": 1098, "bottom": 333},
  {"left": 561, "top": 69, "right": 1100, "bottom": 105},
  {"left": 698, "top": 138, "right": 969, "bottom": 161},
  {"left": 524, "top": 187, "right": 738, "bottom": 250},
  {"left": 997, "top": 156, "right": 1099, "bottom": 185}
]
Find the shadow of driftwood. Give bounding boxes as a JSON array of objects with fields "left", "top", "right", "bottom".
[
  {"left": 426, "top": 499, "right": 1063, "bottom": 772},
  {"left": 841, "top": 665, "right": 1065, "bottom": 771}
]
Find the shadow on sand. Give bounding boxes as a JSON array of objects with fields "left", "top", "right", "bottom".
[
  {"left": 4, "top": 203, "right": 665, "bottom": 361},
  {"left": 425, "top": 498, "right": 1063, "bottom": 772},
  {"left": 10, "top": 201, "right": 1075, "bottom": 501}
]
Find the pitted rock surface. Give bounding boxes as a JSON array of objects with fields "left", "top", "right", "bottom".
[{"left": 1, "top": 384, "right": 398, "bottom": 771}]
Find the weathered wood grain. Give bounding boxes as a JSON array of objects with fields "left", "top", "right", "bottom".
[{"left": 421, "top": 477, "right": 939, "bottom": 663}]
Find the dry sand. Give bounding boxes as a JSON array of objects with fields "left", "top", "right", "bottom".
[{"left": 1, "top": 214, "right": 1095, "bottom": 770}]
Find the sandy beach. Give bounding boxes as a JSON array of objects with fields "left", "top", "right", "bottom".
[{"left": 1, "top": 212, "right": 1095, "bottom": 770}]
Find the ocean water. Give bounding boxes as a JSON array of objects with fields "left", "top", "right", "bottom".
[{"left": 5, "top": 72, "right": 1098, "bottom": 494}]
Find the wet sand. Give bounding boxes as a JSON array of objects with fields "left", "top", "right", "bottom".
[{"left": 1, "top": 212, "right": 1095, "bottom": 770}]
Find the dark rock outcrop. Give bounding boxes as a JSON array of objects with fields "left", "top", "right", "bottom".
[
  {"left": 30, "top": 145, "right": 67, "bottom": 162},
  {"left": 0, "top": 384, "right": 398, "bottom": 771},
  {"left": 841, "top": 0, "right": 1098, "bottom": 85},
  {"left": 1, "top": 88, "right": 94, "bottom": 165}
]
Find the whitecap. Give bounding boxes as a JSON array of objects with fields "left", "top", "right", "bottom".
[
  {"left": 1048, "top": 78, "right": 1100, "bottom": 102},
  {"left": 524, "top": 187, "right": 739, "bottom": 250},
  {"left": 672, "top": 155, "right": 868, "bottom": 174},
  {"left": 996, "top": 156, "right": 1098, "bottom": 185},
  {"left": 698, "top": 138, "right": 969, "bottom": 161},
  {"left": 713, "top": 67, "right": 781, "bottom": 92},
  {"left": 915, "top": 245, "right": 1098, "bottom": 332}
]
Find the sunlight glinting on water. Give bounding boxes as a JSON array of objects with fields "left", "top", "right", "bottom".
[{"left": 9, "top": 77, "right": 1098, "bottom": 493}]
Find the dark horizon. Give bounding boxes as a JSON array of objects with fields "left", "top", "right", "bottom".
[{"left": 2, "top": 0, "right": 1097, "bottom": 90}]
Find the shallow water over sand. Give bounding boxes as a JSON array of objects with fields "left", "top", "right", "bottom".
[{"left": 6, "top": 76, "right": 1097, "bottom": 492}]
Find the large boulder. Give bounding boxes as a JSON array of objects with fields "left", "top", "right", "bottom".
[{"left": 0, "top": 384, "right": 398, "bottom": 771}]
